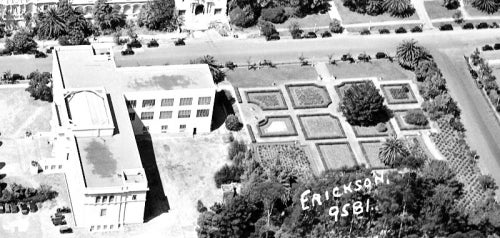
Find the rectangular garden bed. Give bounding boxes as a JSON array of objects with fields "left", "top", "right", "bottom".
[
  {"left": 359, "top": 141, "right": 387, "bottom": 169},
  {"left": 333, "top": 0, "right": 419, "bottom": 24},
  {"left": 316, "top": 142, "right": 358, "bottom": 170},
  {"left": 424, "top": 1, "right": 456, "bottom": 19},
  {"left": 257, "top": 115, "right": 298, "bottom": 137},
  {"left": 245, "top": 89, "right": 288, "bottom": 110},
  {"left": 352, "top": 121, "right": 394, "bottom": 138},
  {"left": 297, "top": 114, "right": 346, "bottom": 140},
  {"left": 394, "top": 110, "right": 431, "bottom": 130},
  {"left": 226, "top": 65, "right": 318, "bottom": 87},
  {"left": 253, "top": 142, "right": 312, "bottom": 178},
  {"left": 285, "top": 83, "right": 332, "bottom": 109},
  {"left": 380, "top": 83, "right": 418, "bottom": 104},
  {"left": 327, "top": 61, "right": 412, "bottom": 81}
]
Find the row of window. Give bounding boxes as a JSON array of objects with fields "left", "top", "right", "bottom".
[
  {"left": 130, "top": 109, "right": 210, "bottom": 121},
  {"left": 127, "top": 97, "right": 211, "bottom": 109},
  {"left": 95, "top": 195, "right": 136, "bottom": 204},
  {"left": 90, "top": 223, "right": 119, "bottom": 231},
  {"left": 44, "top": 165, "right": 62, "bottom": 170},
  {"left": 143, "top": 124, "right": 186, "bottom": 133}
]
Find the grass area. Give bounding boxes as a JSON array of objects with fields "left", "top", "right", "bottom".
[
  {"left": 226, "top": 65, "right": 318, "bottom": 88},
  {"left": 352, "top": 122, "right": 394, "bottom": 138},
  {"left": 0, "top": 55, "right": 52, "bottom": 75},
  {"left": 424, "top": 1, "right": 457, "bottom": 19},
  {"left": 274, "top": 13, "right": 332, "bottom": 29},
  {"left": 246, "top": 90, "right": 288, "bottom": 110},
  {"left": 359, "top": 141, "right": 387, "bottom": 169},
  {"left": 394, "top": 110, "right": 431, "bottom": 130},
  {"left": 380, "top": 84, "right": 418, "bottom": 104},
  {"left": 0, "top": 87, "right": 51, "bottom": 137},
  {"left": 286, "top": 84, "right": 332, "bottom": 109},
  {"left": 333, "top": 0, "right": 419, "bottom": 24},
  {"left": 257, "top": 116, "right": 298, "bottom": 137},
  {"left": 298, "top": 114, "right": 345, "bottom": 139},
  {"left": 464, "top": 5, "right": 500, "bottom": 17},
  {"left": 316, "top": 142, "right": 357, "bottom": 170},
  {"left": 327, "top": 61, "right": 412, "bottom": 81}
]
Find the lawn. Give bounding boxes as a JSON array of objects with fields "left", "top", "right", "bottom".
[
  {"left": 464, "top": 5, "right": 500, "bottom": 17},
  {"left": 359, "top": 141, "right": 387, "bottom": 169},
  {"left": 246, "top": 90, "right": 288, "bottom": 110},
  {"left": 0, "top": 55, "right": 52, "bottom": 76},
  {"left": 0, "top": 87, "right": 52, "bottom": 137},
  {"left": 333, "top": 0, "right": 419, "bottom": 24},
  {"left": 226, "top": 65, "right": 318, "bottom": 88},
  {"left": 298, "top": 114, "right": 345, "bottom": 139},
  {"left": 274, "top": 13, "right": 332, "bottom": 29},
  {"left": 285, "top": 83, "right": 332, "bottom": 109},
  {"left": 424, "top": 1, "right": 457, "bottom": 19},
  {"left": 316, "top": 142, "right": 358, "bottom": 170},
  {"left": 394, "top": 110, "right": 431, "bottom": 130},
  {"left": 380, "top": 83, "right": 418, "bottom": 104},
  {"left": 327, "top": 61, "right": 412, "bottom": 81},
  {"left": 352, "top": 122, "right": 394, "bottom": 138},
  {"left": 257, "top": 116, "right": 298, "bottom": 137}
]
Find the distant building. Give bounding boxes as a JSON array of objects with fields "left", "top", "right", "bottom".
[{"left": 46, "top": 45, "right": 216, "bottom": 231}]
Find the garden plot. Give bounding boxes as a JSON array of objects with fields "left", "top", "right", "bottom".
[
  {"left": 352, "top": 122, "right": 395, "bottom": 138},
  {"left": 424, "top": 1, "right": 456, "bottom": 20},
  {"left": 257, "top": 116, "right": 298, "bottom": 137},
  {"left": 297, "top": 114, "right": 345, "bottom": 140},
  {"left": 316, "top": 142, "right": 358, "bottom": 170},
  {"left": 359, "top": 141, "right": 387, "bottom": 169},
  {"left": 327, "top": 61, "right": 412, "bottom": 81},
  {"left": 285, "top": 83, "right": 332, "bottom": 109},
  {"left": 394, "top": 110, "right": 431, "bottom": 130},
  {"left": 245, "top": 90, "right": 288, "bottom": 110},
  {"left": 254, "top": 143, "right": 312, "bottom": 178},
  {"left": 380, "top": 83, "right": 418, "bottom": 104},
  {"left": 226, "top": 65, "right": 318, "bottom": 88},
  {"left": 334, "top": 80, "right": 376, "bottom": 99}
]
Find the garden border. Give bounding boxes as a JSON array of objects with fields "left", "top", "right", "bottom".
[
  {"left": 246, "top": 124, "right": 256, "bottom": 143},
  {"left": 380, "top": 83, "right": 418, "bottom": 105},
  {"left": 297, "top": 113, "right": 346, "bottom": 140},
  {"left": 245, "top": 89, "right": 288, "bottom": 111},
  {"left": 393, "top": 109, "right": 431, "bottom": 131},
  {"left": 358, "top": 140, "right": 388, "bottom": 170},
  {"left": 234, "top": 86, "right": 243, "bottom": 104},
  {"left": 315, "top": 142, "right": 359, "bottom": 171},
  {"left": 351, "top": 122, "right": 395, "bottom": 138},
  {"left": 285, "top": 83, "right": 333, "bottom": 109},
  {"left": 256, "top": 115, "right": 299, "bottom": 138}
]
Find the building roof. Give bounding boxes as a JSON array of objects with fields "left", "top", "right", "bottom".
[{"left": 65, "top": 89, "right": 112, "bottom": 128}]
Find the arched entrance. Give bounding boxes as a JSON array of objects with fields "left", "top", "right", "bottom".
[{"left": 194, "top": 4, "right": 204, "bottom": 15}]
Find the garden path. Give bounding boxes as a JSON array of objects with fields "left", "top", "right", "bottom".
[
  {"left": 411, "top": 0, "right": 435, "bottom": 29},
  {"left": 327, "top": 0, "right": 343, "bottom": 22},
  {"left": 458, "top": 0, "right": 470, "bottom": 18}
]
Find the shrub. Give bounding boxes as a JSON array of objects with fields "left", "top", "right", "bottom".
[
  {"left": 479, "top": 175, "right": 497, "bottom": 191},
  {"left": 227, "top": 140, "right": 246, "bottom": 161},
  {"left": 395, "top": 27, "right": 407, "bottom": 34},
  {"left": 174, "top": 38, "right": 185, "bottom": 46},
  {"left": 321, "top": 31, "right": 332, "bottom": 37},
  {"left": 378, "top": 28, "right": 390, "bottom": 34},
  {"left": 260, "top": 7, "right": 287, "bottom": 24},
  {"left": 404, "top": 110, "right": 428, "bottom": 126},
  {"left": 376, "top": 122, "right": 387, "bottom": 132},
  {"left": 225, "top": 114, "right": 243, "bottom": 131},
  {"left": 5, "top": 30, "right": 37, "bottom": 54},
  {"left": 494, "top": 43, "right": 500, "bottom": 50},
  {"left": 34, "top": 51, "right": 47, "bottom": 58},
  {"left": 483, "top": 44, "right": 494, "bottom": 51},
  {"left": 147, "top": 39, "right": 159, "bottom": 48},
  {"left": 329, "top": 19, "right": 344, "bottom": 33},
  {"left": 462, "top": 23, "right": 474, "bottom": 29},
  {"left": 25, "top": 71, "right": 52, "bottom": 102},
  {"left": 225, "top": 61, "right": 237, "bottom": 70},
  {"left": 376, "top": 52, "right": 387, "bottom": 59},
  {"left": 214, "top": 164, "right": 243, "bottom": 188},
  {"left": 197, "top": 200, "right": 207, "bottom": 213},
  {"left": 410, "top": 25, "right": 422, "bottom": 32},
  {"left": 476, "top": 22, "right": 489, "bottom": 29},
  {"left": 360, "top": 29, "right": 371, "bottom": 35},
  {"left": 289, "top": 21, "right": 303, "bottom": 39},
  {"left": 127, "top": 39, "right": 142, "bottom": 48},
  {"left": 439, "top": 24, "right": 453, "bottom": 31},
  {"left": 449, "top": 116, "right": 465, "bottom": 132},
  {"left": 229, "top": 5, "right": 258, "bottom": 28},
  {"left": 259, "top": 21, "right": 278, "bottom": 41}
]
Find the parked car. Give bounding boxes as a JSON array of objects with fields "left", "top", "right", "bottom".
[
  {"left": 20, "top": 203, "right": 29, "bottom": 215},
  {"left": 29, "top": 202, "right": 38, "bottom": 213},
  {"left": 121, "top": 48, "right": 134, "bottom": 56},
  {"left": 303, "top": 32, "right": 317, "bottom": 38},
  {"left": 59, "top": 226, "right": 73, "bottom": 234},
  {"left": 57, "top": 206, "right": 71, "bottom": 213},
  {"left": 10, "top": 203, "right": 19, "bottom": 213},
  {"left": 51, "top": 213, "right": 65, "bottom": 219},
  {"left": 0, "top": 203, "right": 4, "bottom": 214},
  {"left": 174, "top": 38, "right": 185, "bottom": 46},
  {"left": 52, "top": 218, "right": 67, "bottom": 226}
]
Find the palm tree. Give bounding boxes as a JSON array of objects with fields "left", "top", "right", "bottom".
[
  {"left": 93, "top": 0, "right": 126, "bottom": 32},
  {"left": 379, "top": 135, "right": 409, "bottom": 168},
  {"left": 36, "top": 8, "right": 66, "bottom": 39},
  {"left": 396, "top": 39, "right": 429, "bottom": 70},
  {"left": 471, "top": 0, "right": 499, "bottom": 14},
  {"left": 383, "top": 0, "right": 413, "bottom": 17}
]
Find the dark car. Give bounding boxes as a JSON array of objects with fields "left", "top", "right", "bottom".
[
  {"left": 174, "top": 38, "right": 185, "bottom": 46},
  {"left": 59, "top": 226, "right": 73, "bottom": 234},
  {"left": 52, "top": 217, "right": 67, "bottom": 226},
  {"left": 0, "top": 203, "right": 4, "bottom": 214},
  {"left": 303, "top": 32, "right": 317, "bottom": 39},
  {"left": 57, "top": 207, "right": 71, "bottom": 213},
  {"left": 51, "top": 213, "right": 65, "bottom": 219},
  {"left": 10, "top": 203, "right": 19, "bottom": 213},
  {"left": 29, "top": 202, "right": 38, "bottom": 213},
  {"left": 20, "top": 203, "right": 29, "bottom": 215}
]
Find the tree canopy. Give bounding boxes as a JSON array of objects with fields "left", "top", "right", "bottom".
[
  {"left": 137, "top": 0, "right": 180, "bottom": 31},
  {"left": 340, "top": 82, "right": 391, "bottom": 126},
  {"left": 25, "top": 71, "right": 53, "bottom": 102},
  {"left": 93, "top": 0, "right": 126, "bottom": 32}
]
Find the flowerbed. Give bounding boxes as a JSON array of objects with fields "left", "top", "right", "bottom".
[
  {"left": 352, "top": 122, "right": 394, "bottom": 138},
  {"left": 316, "top": 142, "right": 358, "bottom": 170},
  {"left": 394, "top": 110, "right": 431, "bottom": 130},
  {"left": 257, "top": 115, "right": 298, "bottom": 137},
  {"left": 297, "top": 114, "right": 346, "bottom": 140},
  {"left": 245, "top": 90, "right": 288, "bottom": 110},
  {"left": 380, "top": 83, "right": 418, "bottom": 104},
  {"left": 254, "top": 142, "right": 312, "bottom": 179},
  {"left": 285, "top": 83, "right": 332, "bottom": 109},
  {"left": 359, "top": 141, "right": 387, "bottom": 169}
]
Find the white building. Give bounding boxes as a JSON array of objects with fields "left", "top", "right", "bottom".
[
  {"left": 0, "top": 0, "right": 227, "bottom": 30},
  {"left": 47, "top": 45, "right": 216, "bottom": 231}
]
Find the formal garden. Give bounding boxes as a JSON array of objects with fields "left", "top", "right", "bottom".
[
  {"left": 326, "top": 60, "right": 413, "bottom": 81},
  {"left": 256, "top": 116, "right": 298, "bottom": 137},
  {"left": 297, "top": 114, "right": 345, "bottom": 140},
  {"left": 316, "top": 142, "right": 357, "bottom": 170},
  {"left": 285, "top": 83, "right": 332, "bottom": 109},
  {"left": 245, "top": 90, "right": 288, "bottom": 111},
  {"left": 359, "top": 140, "right": 387, "bottom": 169},
  {"left": 380, "top": 83, "right": 418, "bottom": 104}
]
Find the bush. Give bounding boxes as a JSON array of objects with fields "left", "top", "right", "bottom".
[
  {"left": 229, "top": 6, "right": 258, "bottom": 28},
  {"left": 483, "top": 44, "right": 494, "bottom": 51},
  {"left": 147, "top": 39, "right": 159, "bottom": 48},
  {"left": 476, "top": 22, "right": 489, "bottom": 29},
  {"left": 375, "top": 52, "right": 387, "bottom": 59},
  {"left": 494, "top": 43, "right": 500, "bottom": 50},
  {"left": 321, "top": 31, "right": 332, "bottom": 37},
  {"left": 378, "top": 28, "right": 390, "bottom": 34},
  {"left": 329, "top": 19, "right": 344, "bottom": 33},
  {"left": 376, "top": 122, "right": 387, "bottom": 132},
  {"left": 404, "top": 110, "right": 428, "bottom": 126},
  {"left": 121, "top": 47, "right": 134, "bottom": 55},
  {"left": 360, "top": 29, "right": 371, "bottom": 35},
  {"left": 259, "top": 21, "right": 278, "bottom": 41},
  {"left": 5, "top": 30, "right": 37, "bottom": 54},
  {"left": 197, "top": 200, "right": 207, "bottom": 213},
  {"left": 225, "top": 61, "right": 237, "bottom": 70},
  {"left": 260, "top": 7, "right": 287, "bottom": 24},
  {"left": 410, "top": 25, "right": 422, "bottom": 32},
  {"left": 439, "top": 24, "right": 453, "bottom": 31},
  {"left": 214, "top": 164, "right": 243, "bottom": 188},
  {"left": 443, "top": 0, "right": 460, "bottom": 9},
  {"left": 395, "top": 27, "right": 407, "bottom": 34},
  {"left": 289, "top": 21, "right": 303, "bottom": 39},
  {"left": 304, "top": 32, "right": 317, "bottom": 38},
  {"left": 340, "top": 82, "right": 390, "bottom": 126},
  {"left": 462, "top": 23, "right": 474, "bottom": 29},
  {"left": 227, "top": 140, "right": 246, "bottom": 161},
  {"left": 34, "top": 51, "right": 47, "bottom": 58},
  {"left": 225, "top": 114, "right": 243, "bottom": 131},
  {"left": 127, "top": 39, "right": 142, "bottom": 48},
  {"left": 25, "top": 71, "right": 52, "bottom": 102}
]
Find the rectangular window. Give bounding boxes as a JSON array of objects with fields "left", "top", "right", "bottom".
[
  {"left": 58, "top": 165, "right": 62, "bottom": 169},
  {"left": 100, "top": 209, "right": 107, "bottom": 216},
  {"left": 159, "top": 111, "right": 172, "bottom": 119},
  {"left": 214, "top": 8, "right": 222, "bottom": 14},
  {"left": 110, "top": 196, "right": 114, "bottom": 202},
  {"left": 140, "top": 112, "right": 154, "bottom": 120},
  {"left": 110, "top": 225, "right": 114, "bottom": 229},
  {"left": 132, "top": 195, "right": 137, "bottom": 200},
  {"left": 102, "top": 196, "right": 107, "bottom": 203},
  {"left": 178, "top": 110, "right": 191, "bottom": 118},
  {"left": 161, "top": 98, "right": 174, "bottom": 107},
  {"left": 142, "top": 99, "right": 155, "bottom": 108},
  {"left": 161, "top": 125, "right": 168, "bottom": 132},
  {"left": 180, "top": 124, "right": 186, "bottom": 131},
  {"left": 198, "top": 97, "right": 211, "bottom": 105},
  {"left": 196, "top": 109, "right": 210, "bottom": 117},
  {"left": 129, "top": 113, "right": 135, "bottom": 120},
  {"left": 96, "top": 196, "right": 101, "bottom": 203},
  {"left": 104, "top": 225, "right": 108, "bottom": 229},
  {"left": 51, "top": 165, "right": 55, "bottom": 170},
  {"left": 179, "top": 98, "right": 193, "bottom": 106},
  {"left": 126, "top": 100, "right": 136, "bottom": 108}
]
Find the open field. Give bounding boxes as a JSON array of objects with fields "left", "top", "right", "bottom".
[
  {"left": 327, "top": 61, "right": 412, "bottom": 81},
  {"left": 0, "top": 55, "right": 52, "bottom": 75},
  {"left": 424, "top": 1, "right": 456, "bottom": 19},
  {"left": 333, "top": 0, "right": 419, "bottom": 24},
  {"left": 226, "top": 65, "right": 318, "bottom": 87}
]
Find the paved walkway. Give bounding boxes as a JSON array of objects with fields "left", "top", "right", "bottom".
[
  {"left": 327, "top": 0, "right": 342, "bottom": 21},
  {"left": 411, "top": 0, "right": 434, "bottom": 29}
]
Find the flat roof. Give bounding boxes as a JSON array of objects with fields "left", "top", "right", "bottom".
[{"left": 66, "top": 89, "right": 112, "bottom": 128}]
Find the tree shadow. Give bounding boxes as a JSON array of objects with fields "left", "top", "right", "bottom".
[
  {"left": 211, "top": 90, "right": 235, "bottom": 131},
  {"left": 0, "top": 162, "right": 5, "bottom": 170},
  {"left": 0, "top": 174, "right": 5, "bottom": 180}
]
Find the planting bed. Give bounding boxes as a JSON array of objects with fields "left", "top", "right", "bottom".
[
  {"left": 380, "top": 83, "right": 418, "bottom": 104},
  {"left": 316, "top": 142, "right": 358, "bottom": 170},
  {"left": 394, "top": 110, "right": 431, "bottom": 130},
  {"left": 297, "top": 114, "right": 346, "bottom": 140},
  {"left": 352, "top": 122, "right": 394, "bottom": 138},
  {"left": 334, "top": 80, "right": 376, "bottom": 100},
  {"left": 326, "top": 61, "right": 412, "bottom": 81},
  {"left": 285, "top": 83, "right": 332, "bottom": 109},
  {"left": 424, "top": 1, "right": 456, "bottom": 19},
  {"left": 254, "top": 142, "right": 312, "bottom": 179},
  {"left": 245, "top": 90, "right": 288, "bottom": 110},
  {"left": 257, "top": 115, "right": 298, "bottom": 137},
  {"left": 359, "top": 141, "right": 387, "bottom": 169}
]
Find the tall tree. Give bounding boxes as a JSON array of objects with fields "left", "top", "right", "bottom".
[
  {"left": 190, "top": 55, "right": 226, "bottom": 84},
  {"left": 35, "top": 8, "right": 66, "bottom": 39},
  {"left": 138, "top": 0, "right": 179, "bottom": 31},
  {"left": 382, "top": 0, "right": 413, "bottom": 17},
  {"left": 340, "top": 81, "right": 390, "bottom": 126},
  {"left": 93, "top": 0, "right": 126, "bottom": 32},
  {"left": 396, "top": 39, "right": 429, "bottom": 70}
]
